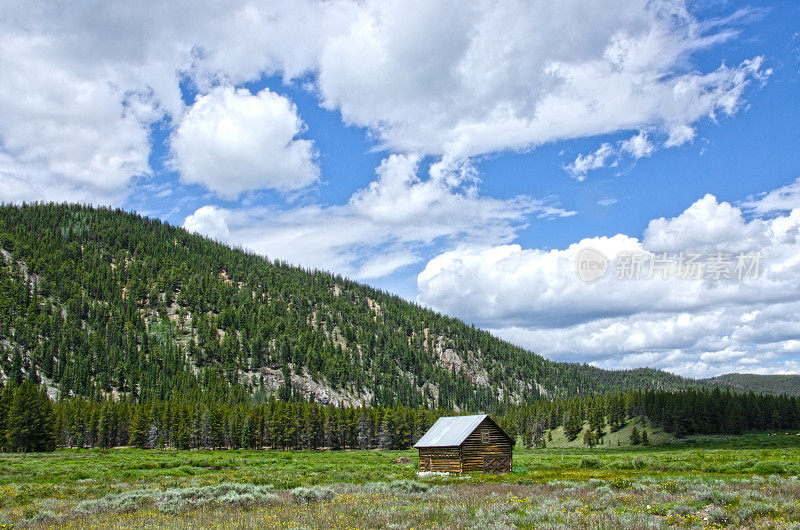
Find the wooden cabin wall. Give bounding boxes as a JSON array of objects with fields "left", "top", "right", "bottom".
[
  {"left": 418, "top": 446, "right": 462, "bottom": 473},
  {"left": 460, "top": 418, "right": 513, "bottom": 472}
]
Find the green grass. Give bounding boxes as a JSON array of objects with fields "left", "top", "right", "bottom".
[
  {"left": 544, "top": 417, "right": 677, "bottom": 448},
  {"left": 2, "top": 433, "right": 800, "bottom": 528},
  {"left": 542, "top": 419, "right": 800, "bottom": 450}
]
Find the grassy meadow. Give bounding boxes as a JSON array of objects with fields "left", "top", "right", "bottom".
[{"left": 2, "top": 433, "right": 800, "bottom": 528}]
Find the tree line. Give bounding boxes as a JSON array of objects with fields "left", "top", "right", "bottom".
[
  {"left": 502, "top": 387, "right": 800, "bottom": 447},
  {"left": 0, "top": 379, "right": 445, "bottom": 452},
  {"left": 2, "top": 377, "right": 798, "bottom": 452}
]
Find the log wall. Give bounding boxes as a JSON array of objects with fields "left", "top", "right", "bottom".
[
  {"left": 460, "top": 418, "right": 513, "bottom": 473},
  {"left": 418, "top": 446, "right": 462, "bottom": 473}
]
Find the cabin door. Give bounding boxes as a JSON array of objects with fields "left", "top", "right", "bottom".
[{"left": 482, "top": 455, "right": 510, "bottom": 472}]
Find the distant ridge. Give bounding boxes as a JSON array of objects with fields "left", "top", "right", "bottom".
[{"left": 705, "top": 373, "right": 800, "bottom": 396}]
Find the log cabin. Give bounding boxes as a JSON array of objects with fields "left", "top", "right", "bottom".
[{"left": 414, "top": 414, "right": 513, "bottom": 473}]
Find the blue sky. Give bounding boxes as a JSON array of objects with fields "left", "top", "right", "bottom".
[{"left": 2, "top": 0, "right": 799, "bottom": 376}]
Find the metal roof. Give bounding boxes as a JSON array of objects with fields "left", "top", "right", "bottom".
[{"left": 413, "top": 414, "right": 488, "bottom": 447}]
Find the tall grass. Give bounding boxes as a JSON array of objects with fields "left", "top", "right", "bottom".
[{"left": 2, "top": 435, "right": 800, "bottom": 528}]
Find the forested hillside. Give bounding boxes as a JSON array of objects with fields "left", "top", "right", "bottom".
[
  {"left": 0, "top": 203, "right": 732, "bottom": 410},
  {"left": 504, "top": 387, "right": 800, "bottom": 447},
  {"left": 705, "top": 374, "right": 800, "bottom": 397}
]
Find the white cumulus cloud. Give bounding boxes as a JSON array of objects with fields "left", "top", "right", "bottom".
[
  {"left": 643, "top": 194, "right": 767, "bottom": 254},
  {"left": 0, "top": 34, "right": 154, "bottom": 203},
  {"left": 417, "top": 185, "right": 800, "bottom": 377},
  {"left": 564, "top": 144, "right": 615, "bottom": 180},
  {"left": 0, "top": 0, "right": 770, "bottom": 203},
  {"left": 315, "top": 1, "right": 767, "bottom": 158},
  {"left": 182, "top": 205, "right": 231, "bottom": 241},
  {"left": 183, "top": 154, "right": 573, "bottom": 279},
  {"left": 620, "top": 131, "right": 655, "bottom": 159},
  {"left": 172, "top": 86, "right": 318, "bottom": 199},
  {"left": 741, "top": 177, "right": 800, "bottom": 215},
  {"left": 564, "top": 131, "right": 659, "bottom": 179}
]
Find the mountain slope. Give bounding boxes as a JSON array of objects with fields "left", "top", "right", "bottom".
[
  {"left": 0, "top": 203, "right": 718, "bottom": 408},
  {"left": 705, "top": 374, "right": 800, "bottom": 396}
]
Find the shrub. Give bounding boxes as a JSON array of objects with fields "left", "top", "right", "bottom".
[
  {"left": 177, "top": 465, "right": 196, "bottom": 476},
  {"left": 74, "top": 489, "right": 153, "bottom": 515},
  {"left": 473, "top": 506, "right": 516, "bottom": 529},
  {"left": 580, "top": 457, "right": 601, "bottom": 469},
  {"left": 73, "top": 483, "right": 279, "bottom": 515},
  {"left": 18, "top": 509, "right": 58, "bottom": 526},
  {"left": 291, "top": 485, "right": 335, "bottom": 504},
  {"left": 668, "top": 503, "right": 693, "bottom": 517},
  {"left": 609, "top": 456, "right": 650, "bottom": 470},
  {"left": 364, "top": 479, "right": 431, "bottom": 494},
  {"left": 609, "top": 478, "right": 632, "bottom": 490},
  {"left": 707, "top": 506, "right": 731, "bottom": 525},
  {"left": 594, "top": 485, "right": 612, "bottom": 496},
  {"left": 753, "top": 461, "right": 789, "bottom": 475},
  {"left": 737, "top": 502, "right": 777, "bottom": 522},
  {"left": 547, "top": 480, "right": 579, "bottom": 488},
  {"left": 156, "top": 483, "right": 278, "bottom": 514},
  {"left": 696, "top": 490, "right": 738, "bottom": 507}
]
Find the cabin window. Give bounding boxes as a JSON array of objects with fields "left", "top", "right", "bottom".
[{"left": 481, "top": 429, "right": 490, "bottom": 444}]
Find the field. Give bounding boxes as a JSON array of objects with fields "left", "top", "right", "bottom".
[{"left": 2, "top": 434, "right": 800, "bottom": 528}]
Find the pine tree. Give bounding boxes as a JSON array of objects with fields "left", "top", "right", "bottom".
[
  {"left": 5, "top": 381, "right": 55, "bottom": 452},
  {"left": 97, "top": 402, "right": 111, "bottom": 449},
  {"left": 563, "top": 408, "right": 582, "bottom": 441},
  {"left": 240, "top": 417, "right": 251, "bottom": 449},
  {"left": 629, "top": 425, "right": 640, "bottom": 445},
  {"left": 356, "top": 411, "right": 371, "bottom": 449},
  {"left": 278, "top": 365, "right": 293, "bottom": 402},
  {"left": 531, "top": 421, "right": 545, "bottom": 449},
  {"left": 607, "top": 394, "right": 625, "bottom": 431},
  {"left": 129, "top": 404, "right": 150, "bottom": 448},
  {"left": 582, "top": 429, "right": 596, "bottom": 447},
  {"left": 175, "top": 406, "right": 190, "bottom": 450},
  {"left": 5, "top": 382, "right": 32, "bottom": 452},
  {"left": 378, "top": 414, "right": 392, "bottom": 450},
  {"left": 35, "top": 386, "right": 56, "bottom": 452},
  {"left": 11, "top": 349, "right": 23, "bottom": 385},
  {"left": 589, "top": 401, "right": 605, "bottom": 438},
  {"left": 0, "top": 383, "right": 11, "bottom": 451},
  {"left": 199, "top": 406, "right": 212, "bottom": 449}
]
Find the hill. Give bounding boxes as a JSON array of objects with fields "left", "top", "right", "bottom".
[
  {"left": 0, "top": 203, "right": 750, "bottom": 409},
  {"left": 705, "top": 373, "right": 800, "bottom": 396}
]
